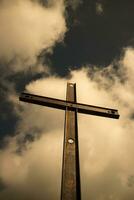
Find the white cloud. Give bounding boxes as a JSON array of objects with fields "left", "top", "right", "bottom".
[
  {"left": 0, "top": 0, "right": 66, "bottom": 72},
  {"left": 0, "top": 131, "right": 63, "bottom": 200},
  {"left": 0, "top": 47, "right": 134, "bottom": 199},
  {"left": 96, "top": 2, "right": 103, "bottom": 15}
]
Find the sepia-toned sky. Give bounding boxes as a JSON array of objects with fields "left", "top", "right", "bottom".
[{"left": 0, "top": 0, "right": 134, "bottom": 199}]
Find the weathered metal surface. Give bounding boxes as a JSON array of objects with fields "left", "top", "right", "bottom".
[
  {"left": 20, "top": 92, "right": 119, "bottom": 119},
  {"left": 61, "top": 83, "right": 81, "bottom": 200}
]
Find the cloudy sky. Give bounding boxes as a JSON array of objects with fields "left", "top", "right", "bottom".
[{"left": 0, "top": 0, "right": 134, "bottom": 199}]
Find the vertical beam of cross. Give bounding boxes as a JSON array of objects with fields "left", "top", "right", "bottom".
[{"left": 61, "top": 83, "right": 81, "bottom": 200}]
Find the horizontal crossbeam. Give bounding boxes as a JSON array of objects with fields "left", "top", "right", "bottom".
[{"left": 19, "top": 92, "right": 119, "bottom": 119}]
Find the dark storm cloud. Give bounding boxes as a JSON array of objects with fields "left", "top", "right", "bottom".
[
  {"left": 0, "top": 178, "right": 7, "bottom": 191},
  {"left": 66, "top": 0, "right": 83, "bottom": 10},
  {"left": 48, "top": 0, "right": 134, "bottom": 76}
]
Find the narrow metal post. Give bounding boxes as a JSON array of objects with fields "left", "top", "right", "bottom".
[{"left": 61, "top": 83, "right": 81, "bottom": 200}]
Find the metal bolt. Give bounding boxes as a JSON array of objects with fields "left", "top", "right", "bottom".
[{"left": 68, "top": 138, "right": 74, "bottom": 144}]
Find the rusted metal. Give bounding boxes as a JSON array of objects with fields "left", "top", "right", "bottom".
[
  {"left": 20, "top": 92, "right": 119, "bottom": 119},
  {"left": 61, "top": 83, "right": 81, "bottom": 200}
]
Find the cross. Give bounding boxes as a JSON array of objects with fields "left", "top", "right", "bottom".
[{"left": 19, "top": 82, "right": 119, "bottom": 200}]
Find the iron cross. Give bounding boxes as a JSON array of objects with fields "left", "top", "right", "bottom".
[{"left": 19, "top": 82, "right": 119, "bottom": 200}]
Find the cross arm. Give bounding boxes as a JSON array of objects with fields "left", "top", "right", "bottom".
[{"left": 19, "top": 92, "right": 119, "bottom": 119}]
